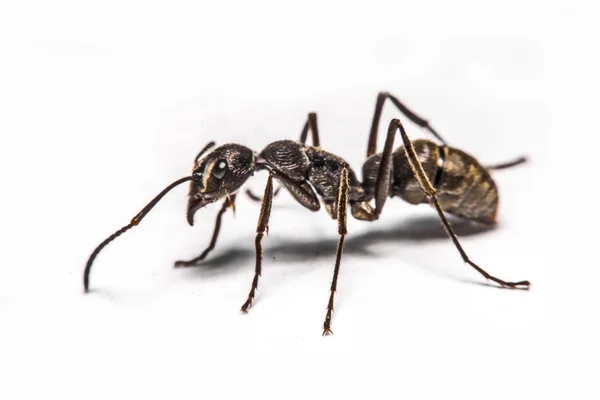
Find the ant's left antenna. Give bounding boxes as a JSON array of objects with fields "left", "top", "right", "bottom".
[{"left": 195, "top": 141, "right": 216, "bottom": 163}]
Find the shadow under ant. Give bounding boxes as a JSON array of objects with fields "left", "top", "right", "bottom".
[{"left": 181, "top": 214, "right": 498, "bottom": 288}]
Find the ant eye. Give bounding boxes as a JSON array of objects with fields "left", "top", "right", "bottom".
[{"left": 212, "top": 160, "right": 228, "bottom": 179}]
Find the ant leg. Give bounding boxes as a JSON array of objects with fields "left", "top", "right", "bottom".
[
  {"left": 174, "top": 195, "right": 237, "bottom": 267},
  {"left": 246, "top": 112, "right": 320, "bottom": 202},
  {"left": 486, "top": 156, "right": 528, "bottom": 170},
  {"left": 241, "top": 171, "right": 275, "bottom": 312},
  {"left": 368, "top": 92, "right": 447, "bottom": 157},
  {"left": 367, "top": 92, "right": 528, "bottom": 168},
  {"left": 323, "top": 166, "right": 350, "bottom": 335},
  {"left": 245, "top": 187, "right": 281, "bottom": 202},
  {"left": 372, "top": 114, "right": 399, "bottom": 217},
  {"left": 299, "top": 112, "right": 321, "bottom": 146},
  {"left": 352, "top": 116, "right": 402, "bottom": 220},
  {"left": 389, "top": 119, "right": 531, "bottom": 289}
]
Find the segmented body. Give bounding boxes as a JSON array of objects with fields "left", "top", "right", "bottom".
[
  {"left": 258, "top": 139, "right": 497, "bottom": 224},
  {"left": 362, "top": 139, "right": 498, "bottom": 224}
]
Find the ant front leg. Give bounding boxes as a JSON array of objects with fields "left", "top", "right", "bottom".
[
  {"left": 389, "top": 118, "right": 531, "bottom": 290},
  {"left": 241, "top": 171, "right": 275, "bottom": 312},
  {"left": 174, "top": 195, "right": 236, "bottom": 267},
  {"left": 323, "top": 166, "right": 350, "bottom": 335}
]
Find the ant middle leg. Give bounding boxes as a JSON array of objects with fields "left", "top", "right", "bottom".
[
  {"left": 322, "top": 166, "right": 350, "bottom": 335},
  {"left": 388, "top": 118, "right": 531, "bottom": 290},
  {"left": 174, "top": 194, "right": 237, "bottom": 267}
]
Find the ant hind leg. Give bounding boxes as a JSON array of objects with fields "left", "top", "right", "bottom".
[
  {"left": 388, "top": 118, "right": 530, "bottom": 290},
  {"left": 367, "top": 92, "right": 447, "bottom": 157}
]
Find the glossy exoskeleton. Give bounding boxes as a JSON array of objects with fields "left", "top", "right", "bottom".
[{"left": 84, "top": 92, "right": 530, "bottom": 335}]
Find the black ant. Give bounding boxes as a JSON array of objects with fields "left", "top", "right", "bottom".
[{"left": 83, "top": 92, "right": 530, "bottom": 335}]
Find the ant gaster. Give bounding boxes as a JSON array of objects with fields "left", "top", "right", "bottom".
[{"left": 84, "top": 92, "right": 530, "bottom": 335}]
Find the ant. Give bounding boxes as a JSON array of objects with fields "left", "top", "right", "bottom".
[{"left": 83, "top": 92, "right": 530, "bottom": 335}]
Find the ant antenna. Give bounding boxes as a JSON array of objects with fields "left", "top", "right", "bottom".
[
  {"left": 195, "top": 141, "right": 216, "bottom": 164},
  {"left": 83, "top": 176, "right": 193, "bottom": 292}
]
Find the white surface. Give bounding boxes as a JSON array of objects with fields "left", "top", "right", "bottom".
[{"left": 1, "top": 1, "right": 597, "bottom": 399}]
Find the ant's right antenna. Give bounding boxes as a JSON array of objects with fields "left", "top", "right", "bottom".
[{"left": 83, "top": 176, "right": 193, "bottom": 292}]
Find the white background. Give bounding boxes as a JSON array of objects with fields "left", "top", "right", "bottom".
[{"left": 0, "top": 1, "right": 597, "bottom": 399}]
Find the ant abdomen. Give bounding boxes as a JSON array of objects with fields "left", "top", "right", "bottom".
[
  {"left": 363, "top": 139, "right": 499, "bottom": 224},
  {"left": 435, "top": 146, "right": 498, "bottom": 224},
  {"left": 394, "top": 139, "right": 498, "bottom": 224}
]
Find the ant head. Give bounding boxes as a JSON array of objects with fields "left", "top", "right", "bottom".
[{"left": 187, "top": 143, "right": 255, "bottom": 225}]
